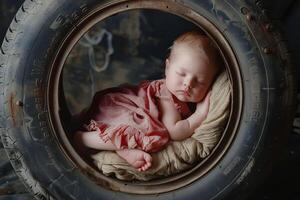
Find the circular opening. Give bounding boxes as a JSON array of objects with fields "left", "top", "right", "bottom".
[
  {"left": 48, "top": 1, "right": 242, "bottom": 194},
  {"left": 63, "top": 10, "right": 199, "bottom": 115}
]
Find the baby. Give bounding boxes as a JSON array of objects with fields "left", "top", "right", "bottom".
[{"left": 73, "top": 31, "right": 220, "bottom": 172}]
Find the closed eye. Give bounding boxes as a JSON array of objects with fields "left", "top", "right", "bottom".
[
  {"left": 196, "top": 79, "right": 206, "bottom": 86},
  {"left": 176, "top": 71, "right": 185, "bottom": 76}
]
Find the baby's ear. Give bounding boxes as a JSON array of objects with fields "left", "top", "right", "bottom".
[
  {"left": 165, "top": 59, "right": 170, "bottom": 77},
  {"left": 165, "top": 58, "right": 170, "bottom": 68}
]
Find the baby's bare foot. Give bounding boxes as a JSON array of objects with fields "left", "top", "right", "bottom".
[{"left": 116, "top": 149, "right": 152, "bottom": 171}]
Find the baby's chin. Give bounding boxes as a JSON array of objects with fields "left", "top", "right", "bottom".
[
  {"left": 176, "top": 95, "right": 204, "bottom": 103},
  {"left": 175, "top": 94, "right": 199, "bottom": 103}
]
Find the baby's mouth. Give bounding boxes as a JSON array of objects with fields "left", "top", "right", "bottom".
[
  {"left": 184, "top": 91, "right": 191, "bottom": 97},
  {"left": 177, "top": 90, "right": 191, "bottom": 97}
]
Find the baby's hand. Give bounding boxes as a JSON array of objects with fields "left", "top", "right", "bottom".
[{"left": 195, "top": 91, "right": 212, "bottom": 120}]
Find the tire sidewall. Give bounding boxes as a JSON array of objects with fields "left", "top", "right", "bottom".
[{"left": 1, "top": 0, "right": 293, "bottom": 199}]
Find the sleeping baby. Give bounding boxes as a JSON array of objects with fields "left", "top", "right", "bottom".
[{"left": 73, "top": 31, "right": 221, "bottom": 172}]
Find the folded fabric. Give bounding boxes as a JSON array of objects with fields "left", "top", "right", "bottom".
[{"left": 91, "top": 71, "right": 231, "bottom": 181}]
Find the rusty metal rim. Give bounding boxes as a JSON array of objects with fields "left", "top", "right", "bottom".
[{"left": 47, "top": 0, "right": 242, "bottom": 194}]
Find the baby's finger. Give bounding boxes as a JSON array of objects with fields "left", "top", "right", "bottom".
[
  {"left": 203, "top": 91, "right": 212, "bottom": 107},
  {"left": 206, "top": 90, "right": 212, "bottom": 100}
]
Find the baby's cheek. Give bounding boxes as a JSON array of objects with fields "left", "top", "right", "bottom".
[
  {"left": 170, "top": 76, "right": 177, "bottom": 84},
  {"left": 195, "top": 90, "right": 206, "bottom": 102}
]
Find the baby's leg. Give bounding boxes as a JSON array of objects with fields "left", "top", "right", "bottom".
[
  {"left": 73, "top": 130, "right": 116, "bottom": 156},
  {"left": 116, "top": 149, "right": 152, "bottom": 171},
  {"left": 73, "top": 131, "right": 152, "bottom": 171}
]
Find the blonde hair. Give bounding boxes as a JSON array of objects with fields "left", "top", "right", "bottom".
[{"left": 169, "top": 31, "right": 222, "bottom": 70}]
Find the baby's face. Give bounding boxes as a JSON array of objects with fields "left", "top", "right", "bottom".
[{"left": 165, "top": 44, "right": 217, "bottom": 102}]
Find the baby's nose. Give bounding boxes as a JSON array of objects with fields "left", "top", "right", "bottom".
[
  {"left": 184, "top": 83, "right": 192, "bottom": 91},
  {"left": 183, "top": 79, "right": 193, "bottom": 89}
]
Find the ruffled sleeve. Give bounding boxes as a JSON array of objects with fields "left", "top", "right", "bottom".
[{"left": 152, "top": 79, "right": 172, "bottom": 100}]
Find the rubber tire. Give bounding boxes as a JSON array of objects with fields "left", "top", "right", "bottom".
[{"left": 0, "top": 0, "right": 295, "bottom": 199}]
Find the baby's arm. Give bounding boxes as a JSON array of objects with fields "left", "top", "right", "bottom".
[{"left": 159, "top": 92, "right": 211, "bottom": 141}]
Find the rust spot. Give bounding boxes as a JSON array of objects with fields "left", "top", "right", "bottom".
[
  {"left": 265, "top": 23, "right": 273, "bottom": 32},
  {"left": 263, "top": 47, "right": 273, "bottom": 54},
  {"left": 16, "top": 100, "right": 23, "bottom": 107},
  {"left": 240, "top": 7, "right": 254, "bottom": 21},
  {"left": 246, "top": 13, "right": 254, "bottom": 21}
]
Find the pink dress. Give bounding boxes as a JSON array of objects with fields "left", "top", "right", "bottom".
[{"left": 79, "top": 79, "right": 191, "bottom": 153}]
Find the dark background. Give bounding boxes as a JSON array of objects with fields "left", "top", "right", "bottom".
[{"left": 0, "top": 0, "right": 299, "bottom": 199}]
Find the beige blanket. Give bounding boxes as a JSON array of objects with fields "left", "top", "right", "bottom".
[{"left": 91, "top": 71, "right": 231, "bottom": 181}]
